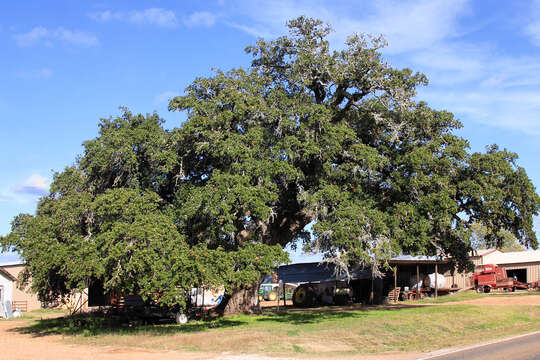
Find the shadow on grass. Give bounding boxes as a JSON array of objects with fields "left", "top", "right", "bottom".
[
  {"left": 256, "top": 310, "right": 368, "bottom": 325},
  {"left": 10, "top": 303, "right": 435, "bottom": 338},
  {"left": 9, "top": 313, "right": 247, "bottom": 338},
  {"left": 257, "top": 303, "right": 430, "bottom": 325}
]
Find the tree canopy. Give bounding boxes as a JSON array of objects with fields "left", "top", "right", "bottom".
[{"left": 2, "top": 17, "right": 539, "bottom": 313}]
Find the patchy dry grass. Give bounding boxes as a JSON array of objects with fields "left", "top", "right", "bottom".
[{"left": 14, "top": 302, "right": 540, "bottom": 357}]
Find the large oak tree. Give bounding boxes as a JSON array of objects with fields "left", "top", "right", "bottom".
[{"left": 3, "top": 18, "right": 539, "bottom": 314}]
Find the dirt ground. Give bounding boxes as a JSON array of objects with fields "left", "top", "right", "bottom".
[
  {"left": 452, "top": 294, "right": 540, "bottom": 306},
  {"left": 2, "top": 295, "right": 539, "bottom": 360}
]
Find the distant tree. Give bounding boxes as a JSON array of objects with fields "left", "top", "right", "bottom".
[
  {"left": 2, "top": 17, "right": 539, "bottom": 314},
  {"left": 469, "top": 222, "right": 525, "bottom": 252}
]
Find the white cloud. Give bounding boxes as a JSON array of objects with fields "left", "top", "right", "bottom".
[
  {"left": 0, "top": 174, "right": 50, "bottom": 204},
  {"left": 14, "top": 27, "right": 99, "bottom": 47},
  {"left": 225, "top": 0, "right": 540, "bottom": 135},
  {"left": 183, "top": 12, "right": 217, "bottom": 27},
  {"left": 154, "top": 91, "right": 180, "bottom": 105},
  {"left": 13, "top": 26, "right": 49, "bottom": 47},
  {"left": 525, "top": 21, "right": 540, "bottom": 46},
  {"left": 226, "top": 0, "right": 468, "bottom": 53},
  {"left": 15, "top": 68, "right": 53, "bottom": 80},
  {"left": 421, "top": 88, "right": 540, "bottom": 135},
  {"left": 335, "top": 0, "right": 469, "bottom": 54},
  {"left": 90, "top": 8, "right": 178, "bottom": 28},
  {"left": 525, "top": 0, "right": 540, "bottom": 46},
  {"left": 407, "top": 39, "right": 540, "bottom": 135},
  {"left": 14, "top": 174, "right": 50, "bottom": 196},
  {"left": 228, "top": 22, "right": 271, "bottom": 38}
]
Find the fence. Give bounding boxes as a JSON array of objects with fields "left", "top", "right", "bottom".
[{"left": 12, "top": 300, "right": 27, "bottom": 312}]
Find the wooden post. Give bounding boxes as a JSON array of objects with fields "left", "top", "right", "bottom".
[
  {"left": 370, "top": 277, "right": 374, "bottom": 305},
  {"left": 277, "top": 285, "right": 280, "bottom": 312},
  {"left": 394, "top": 266, "right": 397, "bottom": 303},
  {"left": 201, "top": 286, "right": 205, "bottom": 319},
  {"left": 416, "top": 264, "right": 420, "bottom": 300},
  {"left": 435, "top": 263, "right": 438, "bottom": 298},
  {"left": 283, "top": 282, "right": 286, "bottom": 308}
]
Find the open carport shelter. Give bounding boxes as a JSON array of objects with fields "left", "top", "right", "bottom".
[
  {"left": 387, "top": 255, "right": 458, "bottom": 299},
  {"left": 267, "top": 262, "right": 385, "bottom": 304}
]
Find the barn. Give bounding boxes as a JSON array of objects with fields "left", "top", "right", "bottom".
[
  {"left": 387, "top": 249, "right": 540, "bottom": 299},
  {"left": 472, "top": 249, "right": 540, "bottom": 284}
]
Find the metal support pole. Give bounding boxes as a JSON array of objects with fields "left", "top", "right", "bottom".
[
  {"left": 202, "top": 286, "right": 205, "bottom": 319},
  {"left": 435, "top": 264, "right": 438, "bottom": 298},
  {"left": 416, "top": 264, "right": 420, "bottom": 300},
  {"left": 370, "top": 277, "right": 374, "bottom": 305},
  {"left": 394, "top": 266, "right": 397, "bottom": 303}
]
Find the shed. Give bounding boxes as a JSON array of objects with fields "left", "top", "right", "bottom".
[
  {"left": 480, "top": 250, "right": 540, "bottom": 283},
  {"left": 0, "top": 267, "right": 16, "bottom": 318},
  {"left": 387, "top": 255, "right": 456, "bottom": 298},
  {"left": 275, "top": 262, "right": 372, "bottom": 284},
  {"left": 266, "top": 262, "right": 382, "bottom": 304},
  {"left": 0, "top": 262, "right": 42, "bottom": 312}
]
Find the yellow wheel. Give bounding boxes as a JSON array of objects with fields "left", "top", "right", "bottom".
[
  {"left": 294, "top": 287, "right": 306, "bottom": 305},
  {"left": 293, "top": 285, "right": 313, "bottom": 307},
  {"left": 268, "top": 291, "right": 278, "bottom": 301},
  {"left": 258, "top": 295, "right": 263, "bottom": 301}
]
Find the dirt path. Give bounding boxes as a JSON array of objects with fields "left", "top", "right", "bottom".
[
  {"left": 0, "top": 318, "right": 212, "bottom": 360},
  {"left": 453, "top": 294, "right": 540, "bottom": 306}
]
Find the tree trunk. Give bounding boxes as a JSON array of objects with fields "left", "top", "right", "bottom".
[{"left": 218, "top": 283, "right": 261, "bottom": 315}]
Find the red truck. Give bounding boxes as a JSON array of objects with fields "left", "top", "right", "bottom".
[{"left": 471, "top": 264, "right": 529, "bottom": 293}]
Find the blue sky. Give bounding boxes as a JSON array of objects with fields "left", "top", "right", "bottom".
[{"left": 2, "top": 1, "right": 540, "bottom": 263}]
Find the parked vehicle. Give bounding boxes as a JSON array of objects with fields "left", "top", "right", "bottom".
[
  {"left": 259, "top": 283, "right": 279, "bottom": 301},
  {"left": 109, "top": 287, "right": 223, "bottom": 325},
  {"left": 292, "top": 281, "right": 352, "bottom": 307},
  {"left": 471, "top": 264, "right": 529, "bottom": 293}
]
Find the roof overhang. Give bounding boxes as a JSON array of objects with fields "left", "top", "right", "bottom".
[{"left": 0, "top": 268, "right": 17, "bottom": 281}]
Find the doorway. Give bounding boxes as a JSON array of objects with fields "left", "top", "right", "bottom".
[{"left": 506, "top": 268, "right": 527, "bottom": 283}]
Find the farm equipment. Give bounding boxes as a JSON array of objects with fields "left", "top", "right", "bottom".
[
  {"left": 292, "top": 281, "right": 352, "bottom": 307},
  {"left": 108, "top": 287, "right": 223, "bottom": 325},
  {"left": 259, "top": 284, "right": 279, "bottom": 301},
  {"left": 471, "top": 264, "right": 529, "bottom": 293}
]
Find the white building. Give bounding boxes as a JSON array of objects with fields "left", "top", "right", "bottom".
[{"left": 0, "top": 267, "right": 16, "bottom": 317}]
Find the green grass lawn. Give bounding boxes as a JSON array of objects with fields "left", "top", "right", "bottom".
[{"left": 13, "top": 300, "right": 540, "bottom": 357}]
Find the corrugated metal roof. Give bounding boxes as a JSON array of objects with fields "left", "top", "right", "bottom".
[
  {"left": 471, "top": 249, "right": 501, "bottom": 257},
  {"left": 262, "top": 262, "right": 372, "bottom": 284},
  {"left": 485, "top": 250, "right": 540, "bottom": 265},
  {"left": 389, "top": 254, "right": 446, "bottom": 264}
]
